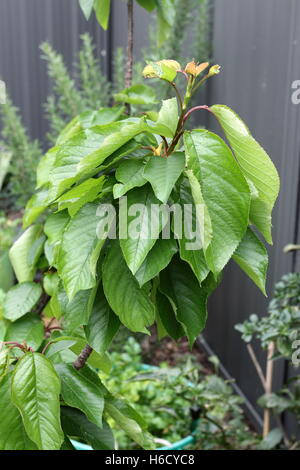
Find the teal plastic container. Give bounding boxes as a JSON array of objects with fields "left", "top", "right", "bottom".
[{"left": 72, "top": 434, "right": 195, "bottom": 451}]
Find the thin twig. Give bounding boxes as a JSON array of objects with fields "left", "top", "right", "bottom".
[
  {"left": 263, "top": 341, "right": 275, "bottom": 437},
  {"left": 246, "top": 343, "right": 266, "bottom": 390},
  {"left": 125, "top": 0, "right": 134, "bottom": 114},
  {"left": 73, "top": 344, "right": 93, "bottom": 370}
]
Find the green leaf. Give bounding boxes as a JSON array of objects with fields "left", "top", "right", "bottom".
[
  {"left": 113, "top": 158, "right": 147, "bottom": 199},
  {"left": 175, "top": 177, "right": 209, "bottom": 283},
  {"left": 120, "top": 185, "right": 168, "bottom": 274},
  {"left": 58, "top": 203, "right": 107, "bottom": 300},
  {"left": 146, "top": 98, "right": 178, "bottom": 137},
  {"left": 45, "top": 340, "right": 77, "bottom": 359},
  {"left": 5, "top": 313, "right": 44, "bottom": 350},
  {"left": 160, "top": 257, "right": 210, "bottom": 345},
  {"left": 211, "top": 105, "right": 280, "bottom": 244},
  {"left": 135, "top": 238, "right": 177, "bottom": 287},
  {"left": 105, "top": 396, "right": 154, "bottom": 449},
  {"left": 184, "top": 130, "right": 250, "bottom": 273},
  {"left": 62, "top": 285, "right": 98, "bottom": 332},
  {"left": 102, "top": 241, "right": 155, "bottom": 333},
  {"left": 256, "top": 428, "right": 283, "bottom": 450},
  {"left": 155, "top": 0, "right": 176, "bottom": 45},
  {"left": 143, "top": 152, "right": 185, "bottom": 203},
  {"left": 55, "top": 364, "right": 104, "bottom": 428},
  {"left": 79, "top": 0, "right": 94, "bottom": 20},
  {"left": 44, "top": 210, "right": 70, "bottom": 246},
  {"left": 0, "top": 150, "right": 12, "bottom": 190},
  {"left": 115, "top": 84, "right": 157, "bottom": 105},
  {"left": 4, "top": 282, "right": 42, "bottom": 322},
  {"left": 0, "top": 373, "right": 37, "bottom": 450},
  {"left": 9, "top": 225, "right": 43, "bottom": 282},
  {"left": 156, "top": 291, "right": 184, "bottom": 340},
  {"left": 23, "top": 190, "right": 49, "bottom": 228},
  {"left": 11, "top": 353, "right": 64, "bottom": 450},
  {"left": 61, "top": 406, "right": 114, "bottom": 450},
  {"left": 84, "top": 284, "right": 120, "bottom": 354},
  {"left": 57, "top": 176, "right": 105, "bottom": 216},
  {"left": 78, "top": 106, "right": 124, "bottom": 129},
  {"left": 27, "top": 234, "right": 46, "bottom": 267},
  {"left": 94, "top": 0, "right": 111, "bottom": 29},
  {"left": 48, "top": 120, "right": 145, "bottom": 200},
  {"left": 43, "top": 272, "right": 60, "bottom": 296},
  {"left": 136, "top": 0, "right": 156, "bottom": 11},
  {"left": 36, "top": 147, "right": 58, "bottom": 189},
  {"left": 233, "top": 228, "right": 268, "bottom": 295}
]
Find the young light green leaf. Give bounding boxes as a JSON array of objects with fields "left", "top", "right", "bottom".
[
  {"left": 4, "top": 282, "right": 42, "bottom": 322},
  {"left": 114, "top": 84, "right": 157, "bottom": 106},
  {"left": 9, "top": 225, "right": 43, "bottom": 282},
  {"left": 84, "top": 284, "right": 120, "bottom": 354},
  {"left": 58, "top": 203, "right": 106, "bottom": 300},
  {"left": 36, "top": 147, "right": 58, "bottom": 188},
  {"left": 233, "top": 228, "right": 268, "bottom": 295},
  {"left": 11, "top": 353, "right": 64, "bottom": 450},
  {"left": 55, "top": 364, "right": 104, "bottom": 428},
  {"left": 27, "top": 234, "right": 46, "bottom": 267},
  {"left": 23, "top": 190, "right": 49, "bottom": 228},
  {"left": 102, "top": 241, "right": 155, "bottom": 333},
  {"left": 44, "top": 211, "right": 70, "bottom": 245},
  {"left": 5, "top": 313, "right": 44, "bottom": 350},
  {"left": 113, "top": 158, "right": 147, "bottom": 199},
  {"left": 0, "top": 373, "right": 37, "bottom": 450},
  {"left": 160, "top": 257, "right": 210, "bottom": 345},
  {"left": 143, "top": 152, "right": 185, "bottom": 203},
  {"left": 211, "top": 105, "right": 280, "bottom": 244},
  {"left": 78, "top": 106, "right": 124, "bottom": 129},
  {"left": 134, "top": 238, "right": 178, "bottom": 287},
  {"left": 184, "top": 130, "right": 250, "bottom": 273},
  {"left": 57, "top": 177, "right": 105, "bottom": 216},
  {"left": 146, "top": 98, "right": 178, "bottom": 137},
  {"left": 120, "top": 185, "right": 168, "bottom": 274},
  {"left": 94, "top": 0, "right": 111, "bottom": 30},
  {"left": 79, "top": 0, "right": 94, "bottom": 20},
  {"left": 61, "top": 407, "right": 114, "bottom": 450},
  {"left": 48, "top": 120, "right": 145, "bottom": 200}
]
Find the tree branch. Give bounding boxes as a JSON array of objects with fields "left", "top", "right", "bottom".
[
  {"left": 125, "top": 0, "right": 134, "bottom": 114},
  {"left": 246, "top": 343, "right": 266, "bottom": 390},
  {"left": 73, "top": 344, "right": 93, "bottom": 370}
]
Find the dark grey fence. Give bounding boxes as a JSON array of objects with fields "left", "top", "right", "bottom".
[{"left": 0, "top": 0, "right": 299, "bottom": 433}]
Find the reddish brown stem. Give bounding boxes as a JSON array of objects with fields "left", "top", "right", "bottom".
[{"left": 183, "top": 105, "right": 211, "bottom": 124}]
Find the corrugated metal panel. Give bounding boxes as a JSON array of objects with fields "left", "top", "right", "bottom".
[
  {"left": 0, "top": 0, "right": 109, "bottom": 144},
  {"left": 205, "top": 0, "right": 300, "bottom": 431}
]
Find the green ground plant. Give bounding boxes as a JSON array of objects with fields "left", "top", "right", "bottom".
[
  {"left": 236, "top": 272, "right": 300, "bottom": 449},
  {"left": 102, "top": 337, "right": 258, "bottom": 450}
]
